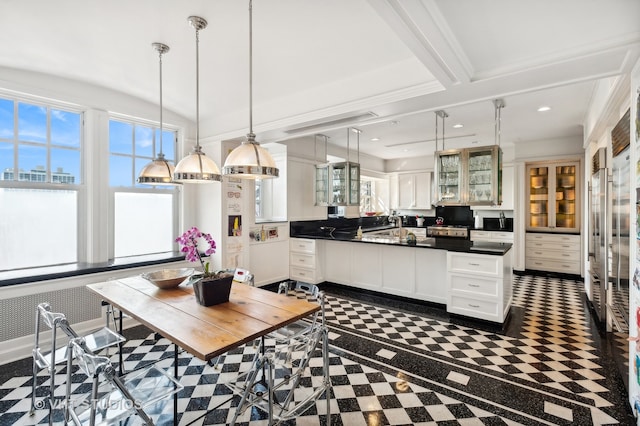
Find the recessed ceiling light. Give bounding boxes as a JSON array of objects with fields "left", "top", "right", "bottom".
[
  {"left": 390, "top": 120, "right": 399, "bottom": 126},
  {"left": 371, "top": 137, "right": 380, "bottom": 142},
  {"left": 537, "top": 106, "right": 551, "bottom": 112},
  {"left": 453, "top": 123, "right": 463, "bottom": 128}
]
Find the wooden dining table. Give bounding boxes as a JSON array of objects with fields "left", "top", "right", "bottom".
[{"left": 86, "top": 276, "right": 324, "bottom": 424}]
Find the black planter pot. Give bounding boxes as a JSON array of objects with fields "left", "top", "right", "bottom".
[{"left": 192, "top": 273, "right": 233, "bottom": 306}]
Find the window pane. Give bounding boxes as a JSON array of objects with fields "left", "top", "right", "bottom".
[
  {"left": 51, "top": 109, "right": 81, "bottom": 148},
  {"left": 0, "top": 98, "right": 13, "bottom": 139},
  {"left": 109, "top": 120, "right": 132, "bottom": 154},
  {"left": 0, "top": 142, "right": 13, "bottom": 179},
  {"left": 110, "top": 155, "right": 132, "bottom": 187},
  {"left": 18, "top": 103, "right": 47, "bottom": 143},
  {"left": 51, "top": 148, "right": 80, "bottom": 184},
  {"left": 135, "top": 125, "right": 153, "bottom": 158},
  {"left": 0, "top": 188, "right": 77, "bottom": 269},
  {"left": 114, "top": 192, "right": 173, "bottom": 257},
  {"left": 157, "top": 129, "right": 175, "bottom": 160},
  {"left": 17, "top": 145, "right": 47, "bottom": 181}
]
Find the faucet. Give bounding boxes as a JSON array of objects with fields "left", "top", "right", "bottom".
[{"left": 499, "top": 211, "right": 506, "bottom": 229}]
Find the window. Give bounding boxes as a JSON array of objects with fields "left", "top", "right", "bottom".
[
  {"left": 254, "top": 144, "right": 287, "bottom": 223},
  {"left": 0, "top": 96, "right": 82, "bottom": 270},
  {"left": 109, "top": 118, "right": 179, "bottom": 258}
]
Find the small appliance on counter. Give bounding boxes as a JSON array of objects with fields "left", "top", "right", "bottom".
[{"left": 328, "top": 205, "right": 345, "bottom": 218}]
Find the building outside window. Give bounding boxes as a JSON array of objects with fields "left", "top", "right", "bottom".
[{"left": 0, "top": 96, "right": 81, "bottom": 270}]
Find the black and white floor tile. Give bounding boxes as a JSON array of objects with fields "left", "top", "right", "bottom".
[{"left": 0, "top": 274, "right": 635, "bottom": 425}]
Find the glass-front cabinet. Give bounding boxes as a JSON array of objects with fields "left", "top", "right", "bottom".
[
  {"left": 526, "top": 160, "right": 580, "bottom": 232},
  {"left": 434, "top": 145, "right": 502, "bottom": 206},
  {"left": 315, "top": 161, "right": 360, "bottom": 206},
  {"left": 435, "top": 150, "right": 463, "bottom": 205}
]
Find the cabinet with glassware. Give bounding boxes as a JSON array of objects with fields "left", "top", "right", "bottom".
[
  {"left": 525, "top": 160, "right": 580, "bottom": 232},
  {"left": 315, "top": 161, "right": 360, "bottom": 207},
  {"left": 434, "top": 145, "right": 502, "bottom": 206}
]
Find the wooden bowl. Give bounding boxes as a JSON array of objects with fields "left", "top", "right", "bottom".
[{"left": 142, "top": 268, "right": 194, "bottom": 289}]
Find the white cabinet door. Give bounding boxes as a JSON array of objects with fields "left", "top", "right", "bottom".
[
  {"left": 250, "top": 240, "right": 290, "bottom": 286},
  {"left": 415, "top": 249, "right": 447, "bottom": 304},
  {"left": 351, "top": 243, "right": 383, "bottom": 290},
  {"left": 287, "top": 158, "right": 327, "bottom": 221},
  {"left": 398, "top": 173, "right": 415, "bottom": 209},
  {"left": 414, "top": 172, "right": 432, "bottom": 209},
  {"left": 398, "top": 172, "right": 432, "bottom": 209},
  {"left": 381, "top": 246, "right": 415, "bottom": 296},
  {"left": 324, "top": 241, "right": 351, "bottom": 284}
]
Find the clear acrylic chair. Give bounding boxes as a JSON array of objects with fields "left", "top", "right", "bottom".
[
  {"left": 29, "top": 302, "right": 126, "bottom": 422},
  {"left": 64, "top": 337, "right": 183, "bottom": 426},
  {"left": 273, "top": 281, "right": 323, "bottom": 353},
  {"left": 227, "top": 285, "right": 330, "bottom": 425},
  {"left": 209, "top": 268, "right": 257, "bottom": 370}
]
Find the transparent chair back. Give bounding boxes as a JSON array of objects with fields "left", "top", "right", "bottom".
[
  {"left": 65, "top": 337, "right": 183, "bottom": 426},
  {"left": 30, "top": 302, "right": 125, "bottom": 421}
]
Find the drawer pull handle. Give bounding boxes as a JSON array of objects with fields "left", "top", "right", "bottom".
[
  {"left": 535, "top": 262, "right": 543, "bottom": 265},
  {"left": 299, "top": 259, "right": 305, "bottom": 262},
  {"left": 299, "top": 272, "right": 306, "bottom": 276},
  {"left": 562, "top": 254, "right": 570, "bottom": 257},
  {"left": 468, "top": 284, "right": 480, "bottom": 288},
  {"left": 468, "top": 304, "right": 480, "bottom": 308},
  {"left": 468, "top": 263, "right": 480, "bottom": 266}
]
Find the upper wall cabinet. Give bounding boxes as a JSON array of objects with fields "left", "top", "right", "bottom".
[
  {"left": 315, "top": 161, "right": 360, "bottom": 207},
  {"left": 435, "top": 145, "right": 502, "bottom": 206},
  {"left": 526, "top": 160, "right": 580, "bottom": 233},
  {"left": 398, "top": 172, "right": 432, "bottom": 209}
]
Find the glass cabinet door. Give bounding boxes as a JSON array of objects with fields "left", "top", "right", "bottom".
[
  {"left": 315, "top": 164, "right": 329, "bottom": 206},
  {"left": 331, "top": 163, "right": 347, "bottom": 205},
  {"left": 467, "top": 146, "right": 499, "bottom": 205},
  {"left": 436, "top": 151, "right": 462, "bottom": 204},
  {"left": 526, "top": 160, "right": 580, "bottom": 232},
  {"left": 348, "top": 162, "right": 360, "bottom": 205},
  {"left": 555, "top": 164, "right": 577, "bottom": 230},
  {"left": 528, "top": 166, "right": 549, "bottom": 229}
]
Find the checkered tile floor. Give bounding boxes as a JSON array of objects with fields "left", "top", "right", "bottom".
[{"left": 0, "top": 274, "right": 634, "bottom": 425}]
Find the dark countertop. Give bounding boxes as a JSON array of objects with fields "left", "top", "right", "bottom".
[{"left": 292, "top": 232, "right": 512, "bottom": 256}]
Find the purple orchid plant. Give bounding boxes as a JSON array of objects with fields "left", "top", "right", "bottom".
[{"left": 176, "top": 226, "right": 217, "bottom": 277}]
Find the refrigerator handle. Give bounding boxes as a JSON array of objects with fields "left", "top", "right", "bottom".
[{"left": 587, "top": 181, "right": 594, "bottom": 258}]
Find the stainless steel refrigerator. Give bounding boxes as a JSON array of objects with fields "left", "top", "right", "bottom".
[
  {"left": 588, "top": 111, "right": 631, "bottom": 332},
  {"left": 589, "top": 147, "right": 608, "bottom": 325},
  {"left": 609, "top": 110, "right": 631, "bottom": 333}
]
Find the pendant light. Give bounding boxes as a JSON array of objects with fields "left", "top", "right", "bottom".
[
  {"left": 223, "top": 0, "right": 279, "bottom": 179},
  {"left": 173, "top": 16, "right": 222, "bottom": 183},
  {"left": 137, "top": 43, "right": 179, "bottom": 185}
]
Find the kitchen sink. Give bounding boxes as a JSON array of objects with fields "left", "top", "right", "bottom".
[{"left": 360, "top": 230, "right": 434, "bottom": 245}]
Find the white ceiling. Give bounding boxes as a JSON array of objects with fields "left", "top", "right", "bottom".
[{"left": 1, "top": 0, "right": 639, "bottom": 159}]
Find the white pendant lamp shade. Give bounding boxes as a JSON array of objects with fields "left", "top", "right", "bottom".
[
  {"left": 138, "top": 43, "right": 178, "bottom": 185},
  {"left": 223, "top": 0, "right": 278, "bottom": 179},
  {"left": 173, "top": 145, "right": 222, "bottom": 182},
  {"left": 223, "top": 134, "right": 279, "bottom": 179},
  {"left": 173, "top": 16, "right": 221, "bottom": 183}
]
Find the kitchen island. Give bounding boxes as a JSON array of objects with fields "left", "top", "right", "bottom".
[{"left": 290, "top": 227, "right": 512, "bottom": 324}]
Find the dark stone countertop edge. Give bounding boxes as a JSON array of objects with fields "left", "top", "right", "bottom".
[{"left": 291, "top": 234, "right": 512, "bottom": 256}]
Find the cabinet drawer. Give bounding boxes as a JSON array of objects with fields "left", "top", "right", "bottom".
[
  {"left": 450, "top": 274, "right": 498, "bottom": 297},
  {"left": 449, "top": 295, "right": 499, "bottom": 319},
  {"left": 526, "top": 248, "right": 579, "bottom": 262},
  {"left": 491, "top": 232, "right": 513, "bottom": 241},
  {"left": 290, "top": 252, "right": 316, "bottom": 269},
  {"left": 470, "top": 231, "right": 490, "bottom": 240},
  {"left": 290, "top": 238, "right": 316, "bottom": 254},
  {"left": 290, "top": 266, "right": 319, "bottom": 283},
  {"left": 448, "top": 253, "right": 501, "bottom": 276},
  {"left": 526, "top": 233, "right": 579, "bottom": 244},
  {"left": 526, "top": 258, "right": 580, "bottom": 274}
]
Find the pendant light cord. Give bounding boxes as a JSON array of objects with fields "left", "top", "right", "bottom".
[
  {"left": 248, "top": 0, "right": 254, "bottom": 139},
  {"left": 158, "top": 48, "right": 164, "bottom": 156},
  {"left": 195, "top": 25, "right": 201, "bottom": 149}
]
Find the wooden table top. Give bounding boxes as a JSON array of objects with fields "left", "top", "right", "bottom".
[{"left": 87, "top": 277, "right": 320, "bottom": 361}]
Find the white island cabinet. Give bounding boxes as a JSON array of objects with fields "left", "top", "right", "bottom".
[
  {"left": 447, "top": 250, "right": 513, "bottom": 322},
  {"left": 322, "top": 240, "right": 448, "bottom": 305}
]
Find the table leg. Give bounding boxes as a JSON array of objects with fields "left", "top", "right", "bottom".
[{"left": 174, "top": 344, "right": 179, "bottom": 426}]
